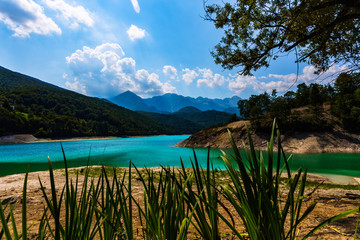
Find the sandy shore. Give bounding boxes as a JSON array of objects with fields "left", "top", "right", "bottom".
[
  {"left": 0, "top": 134, "right": 173, "bottom": 145},
  {"left": 1, "top": 167, "right": 360, "bottom": 239},
  {"left": 0, "top": 134, "right": 121, "bottom": 145}
]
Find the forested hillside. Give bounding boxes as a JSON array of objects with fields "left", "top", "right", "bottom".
[
  {"left": 238, "top": 73, "right": 360, "bottom": 132},
  {"left": 0, "top": 67, "right": 173, "bottom": 137}
]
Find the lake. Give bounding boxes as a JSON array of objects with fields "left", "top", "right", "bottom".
[{"left": 0, "top": 135, "right": 360, "bottom": 181}]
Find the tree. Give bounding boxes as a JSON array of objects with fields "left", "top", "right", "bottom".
[
  {"left": 237, "top": 99, "right": 249, "bottom": 118},
  {"left": 334, "top": 72, "right": 360, "bottom": 94},
  {"left": 309, "top": 83, "right": 324, "bottom": 119},
  {"left": 205, "top": 0, "right": 360, "bottom": 75},
  {"left": 295, "top": 83, "right": 310, "bottom": 107},
  {"left": 333, "top": 73, "right": 360, "bottom": 131},
  {"left": 228, "top": 113, "right": 238, "bottom": 123}
]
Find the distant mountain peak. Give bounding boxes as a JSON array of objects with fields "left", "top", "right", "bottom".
[
  {"left": 110, "top": 91, "right": 158, "bottom": 112},
  {"left": 122, "top": 90, "right": 136, "bottom": 95},
  {"left": 175, "top": 106, "right": 202, "bottom": 113},
  {"left": 110, "top": 91, "right": 241, "bottom": 114}
]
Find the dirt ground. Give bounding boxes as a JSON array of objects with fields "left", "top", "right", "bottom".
[
  {"left": 0, "top": 167, "right": 359, "bottom": 239},
  {"left": 176, "top": 120, "right": 360, "bottom": 154}
]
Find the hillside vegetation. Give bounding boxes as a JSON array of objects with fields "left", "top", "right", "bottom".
[
  {"left": 0, "top": 67, "right": 173, "bottom": 138},
  {"left": 177, "top": 73, "right": 360, "bottom": 153},
  {"left": 139, "top": 107, "right": 235, "bottom": 134},
  {"left": 237, "top": 73, "right": 360, "bottom": 133}
]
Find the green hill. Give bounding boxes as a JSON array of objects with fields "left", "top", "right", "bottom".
[
  {"left": 174, "top": 106, "right": 202, "bottom": 114},
  {"left": 0, "top": 66, "right": 172, "bottom": 137},
  {"left": 138, "top": 108, "right": 233, "bottom": 134},
  {"left": 173, "top": 109, "right": 233, "bottom": 128},
  {"left": 138, "top": 111, "right": 203, "bottom": 134}
]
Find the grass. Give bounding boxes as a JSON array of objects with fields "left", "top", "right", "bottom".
[{"left": 1, "top": 120, "right": 359, "bottom": 239}]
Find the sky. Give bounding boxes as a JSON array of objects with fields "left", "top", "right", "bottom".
[{"left": 0, "top": 0, "right": 348, "bottom": 99}]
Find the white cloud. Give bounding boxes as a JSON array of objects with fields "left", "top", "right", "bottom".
[
  {"left": 42, "top": 0, "right": 94, "bottom": 29},
  {"left": 268, "top": 64, "right": 349, "bottom": 86},
  {"left": 228, "top": 64, "right": 348, "bottom": 94},
  {"left": 130, "top": 0, "right": 140, "bottom": 13},
  {"left": 0, "top": 0, "right": 61, "bottom": 37},
  {"left": 228, "top": 75, "right": 258, "bottom": 94},
  {"left": 65, "top": 43, "right": 176, "bottom": 97},
  {"left": 197, "top": 68, "right": 227, "bottom": 87},
  {"left": 65, "top": 78, "right": 86, "bottom": 95},
  {"left": 126, "top": 24, "right": 146, "bottom": 41},
  {"left": 163, "top": 65, "right": 177, "bottom": 80},
  {"left": 181, "top": 68, "right": 198, "bottom": 85}
]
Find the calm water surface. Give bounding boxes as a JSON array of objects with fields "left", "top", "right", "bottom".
[{"left": 0, "top": 135, "right": 359, "bottom": 178}]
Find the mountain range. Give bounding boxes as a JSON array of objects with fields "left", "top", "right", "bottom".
[
  {"left": 110, "top": 91, "right": 241, "bottom": 114},
  {"left": 0, "top": 66, "right": 172, "bottom": 137},
  {"left": 0, "top": 66, "right": 239, "bottom": 138}
]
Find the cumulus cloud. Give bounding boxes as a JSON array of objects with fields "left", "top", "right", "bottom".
[
  {"left": 127, "top": 24, "right": 146, "bottom": 41},
  {"left": 181, "top": 68, "right": 198, "bottom": 85},
  {"left": 0, "top": 0, "right": 61, "bottom": 37},
  {"left": 197, "top": 68, "right": 227, "bottom": 87},
  {"left": 163, "top": 65, "right": 177, "bottom": 80},
  {"left": 65, "top": 78, "right": 86, "bottom": 95},
  {"left": 130, "top": 0, "right": 140, "bottom": 13},
  {"left": 228, "top": 64, "right": 348, "bottom": 94},
  {"left": 42, "top": 0, "right": 94, "bottom": 29},
  {"left": 65, "top": 43, "right": 176, "bottom": 97},
  {"left": 228, "top": 75, "right": 258, "bottom": 94}
]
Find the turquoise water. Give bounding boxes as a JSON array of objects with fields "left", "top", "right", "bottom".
[{"left": 0, "top": 135, "right": 360, "bottom": 178}]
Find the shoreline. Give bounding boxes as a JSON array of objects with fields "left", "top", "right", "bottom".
[
  {"left": 0, "top": 164, "right": 359, "bottom": 185},
  {"left": 0, "top": 165, "right": 359, "bottom": 185},
  {"left": 1, "top": 166, "right": 359, "bottom": 239},
  {"left": 175, "top": 121, "right": 360, "bottom": 154},
  {"left": 0, "top": 134, "right": 176, "bottom": 145}
]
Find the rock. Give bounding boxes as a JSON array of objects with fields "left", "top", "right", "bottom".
[
  {"left": 345, "top": 193, "right": 360, "bottom": 200},
  {"left": 1, "top": 195, "right": 23, "bottom": 205},
  {"left": 0, "top": 134, "right": 38, "bottom": 144},
  {"left": 175, "top": 120, "right": 360, "bottom": 154}
]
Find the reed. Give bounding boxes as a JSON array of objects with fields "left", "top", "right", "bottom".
[
  {"left": 174, "top": 149, "right": 222, "bottom": 240},
  {"left": 0, "top": 168, "right": 29, "bottom": 240},
  {"left": 217, "top": 120, "right": 359, "bottom": 239},
  {"left": 134, "top": 165, "right": 193, "bottom": 240},
  {"left": 38, "top": 145, "right": 103, "bottom": 239},
  {"left": 0, "top": 121, "right": 359, "bottom": 239}
]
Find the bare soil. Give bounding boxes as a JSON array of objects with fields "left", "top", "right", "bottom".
[
  {"left": 175, "top": 120, "right": 360, "bottom": 154},
  {"left": 1, "top": 168, "right": 360, "bottom": 239}
]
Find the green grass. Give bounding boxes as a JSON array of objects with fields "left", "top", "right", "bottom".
[
  {"left": 69, "top": 167, "right": 360, "bottom": 191},
  {"left": 1, "top": 121, "right": 359, "bottom": 239}
]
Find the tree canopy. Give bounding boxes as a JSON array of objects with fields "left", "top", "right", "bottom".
[
  {"left": 237, "top": 73, "right": 360, "bottom": 132},
  {"left": 205, "top": 0, "right": 360, "bottom": 75}
]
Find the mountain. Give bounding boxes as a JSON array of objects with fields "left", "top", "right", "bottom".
[
  {"left": 174, "top": 106, "right": 202, "bottom": 114},
  {"left": 138, "top": 111, "right": 203, "bottom": 134},
  {"left": 139, "top": 108, "right": 233, "bottom": 133},
  {"left": 0, "top": 66, "right": 60, "bottom": 90},
  {"left": 144, "top": 93, "right": 241, "bottom": 113},
  {"left": 223, "top": 107, "right": 240, "bottom": 116},
  {"left": 110, "top": 91, "right": 158, "bottom": 112},
  {"left": 173, "top": 109, "right": 233, "bottom": 128},
  {"left": 0, "top": 66, "right": 173, "bottom": 137},
  {"left": 143, "top": 93, "right": 197, "bottom": 112},
  {"left": 110, "top": 91, "right": 241, "bottom": 113}
]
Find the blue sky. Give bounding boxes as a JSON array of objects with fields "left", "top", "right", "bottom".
[{"left": 0, "top": 0, "right": 347, "bottom": 99}]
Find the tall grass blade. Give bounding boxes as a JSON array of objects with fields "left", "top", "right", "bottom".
[
  {"left": 22, "top": 167, "right": 29, "bottom": 240},
  {"left": 0, "top": 202, "right": 12, "bottom": 239}
]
